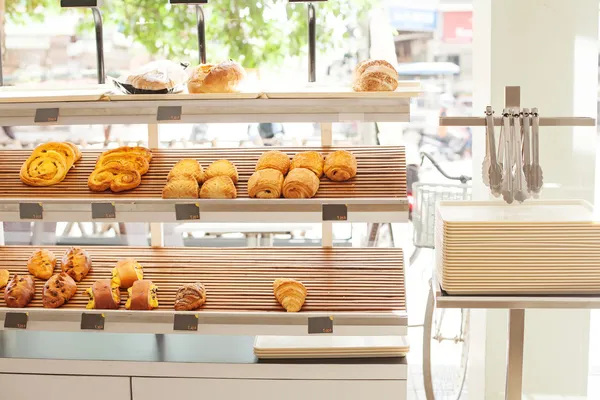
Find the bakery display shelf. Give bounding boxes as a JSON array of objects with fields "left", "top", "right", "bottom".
[
  {"left": 0, "top": 246, "right": 407, "bottom": 336},
  {"left": 0, "top": 146, "right": 407, "bottom": 222}
]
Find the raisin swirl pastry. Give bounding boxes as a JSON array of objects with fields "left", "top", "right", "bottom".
[
  {"left": 324, "top": 150, "right": 357, "bottom": 182},
  {"left": 174, "top": 282, "right": 207, "bottom": 311},
  {"left": 4, "top": 274, "right": 35, "bottom": 308},
  {"left": 282, "top": 168, "right": 320, "bottom": 199},
  {"left": 43, "top": 272, "right": 77, "bottom": 308},
  {"left": 61, "top": 247, "right": 91, "bottom": 282},
  {"left": 248, "top": 168, "right": 284, "bottom": 199},
  {"left": 27, "top": 249, "right": 56, "bottom": 280},
  {"left": 20, "top": 150, "right": 69, "bottom": 187}
]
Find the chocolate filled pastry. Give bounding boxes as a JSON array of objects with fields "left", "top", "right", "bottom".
[
  {"left": 248, "top": 168, "right": 284, "bottom": 199},
  {"left": 61, "top": 247, "right": 91, "bottom": 282},
  {"left": 324, "top": 150, "right": 357, "bottom": 182},
  {"left": 174, "top": 282, "right": 207, "bottom": 311},
  {"left": 85, "top": 279, "right": 121, "bottom": 310},
  {"left": 88, "top": 166, "right": 142, "bottom": 193},
  {"left": 187, "top": 60, "right": 246, "bottom": 94},
  {"left": 205, "top": 159, "right": 239, "bottom": 184},
  {"left": 162, "top": 177, "right": 199, "bottom": 199},
  {"left": 43, "top": 272, "right": 77, "bottom": 308},
  {"left": 4, "top": 275, "right": 35, "bottom": 308},
  {"left": 0, "top": 270, "right": 9, "bottom": 289},
  {"left": 111, "top": 258, "right": 144, "bottom": 289},
  {"left": 125, "top": 280, "right": 159, "bottom": 310},
  {"left": 282, "top": 168, "right": 320, "bottom": 199},
  {"left": 199, "top": 176, "right": 237, "bottom": 199},
  {"left": 352, "top": 59, "right": 398, "bottom": 92},
  {"left": 256, "top": 150, "right": 290, "bottom": 175},
  {"left": 273, "top": 278, "right": 307, "bottom": 312},
  {"left": 28, "top": 249, "right": 56, "bottom": 280},
  {"left": 290, "top": 151, "right": 324, "bottom": 178},
  {"left": 167, "top": 159, "right": 204, "bottom": 183}
]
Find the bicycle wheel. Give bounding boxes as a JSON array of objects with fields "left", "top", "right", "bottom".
[{"left": 423, "top": 284, "right": 470, "bottom": 400}]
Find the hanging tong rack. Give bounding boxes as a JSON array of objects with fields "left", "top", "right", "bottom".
[{"left": 170, "top": 0, "right": 208, "bottom": 64}]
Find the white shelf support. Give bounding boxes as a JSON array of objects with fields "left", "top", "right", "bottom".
[
  {"left": 320, "top": 122, "right": 333, "bottom": 146},
  {"left": 148, "top": 124, "right": 164, "bottom": 247},
  {"left": 320, "top": 122, "right": 333, "bottom": 247}
]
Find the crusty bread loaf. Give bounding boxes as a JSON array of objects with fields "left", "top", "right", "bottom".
[
  {"left": 352, "top": 59, "right": 398, "bottom": 92},
  {"left": 188, "top": 60, "right": 246, "bottom": 94}
]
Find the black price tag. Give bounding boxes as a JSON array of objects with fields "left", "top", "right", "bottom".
[
  {"left": 175, "top": 203, "right": 200, "bottom": 221},
  {"left": 170, "top": 0, "right": 208, "bottom": 3},
  {"left": 60, "top": 0, "right": 98, "bottom": 7},
  {"left": 174, "top": 314, "right": 199, "bottom": 331},
  {"left": 81, "top": 313, "right": 105, "bottom": 330},
  {"left": 92, "top": 202, "right": 116, "bottom": 219},
  {"left": 308, "top": 316, "right": 333, "bottom": 334},
  {"left": 34, "top": 108, "right": 59, "bottom": 124},
  {"left": 157, "top": 106, "right": 182, "bottom": 121},
  {"left": 322, "top": 204, "right": 347, "bottom": 221},
  {"left": 4, "top": 312, "right": 28, "bottom": 329},
  {"left": 19, "top": 203, "right": 43, "bottom": 220}
]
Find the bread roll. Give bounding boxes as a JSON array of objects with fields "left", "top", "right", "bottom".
[
  {"left": 27, "top": 249, "right": 56, "bottom": 280},
  {"left": 188, "top": 60, "right": 246, "bottom": 94},
  {"left": 205, "top": 159, "right": 239, "bottom": 184},
  {"left": 85, "top": 279, "right": 121, "bottom": 310},
  {"left": 174, "top": 282, "right": 207, "bottom": 311},
  {"left": 290, "top": 151, "right": 324, "bottom": 178},
  {"left": 324, "top": 150, "right": 357, "bottom": 181},
  {"left": 43, "top": 272, "right": 77, "bottom": 308},
  {"left": 61, "top": 247, "right": 91, "bottom": 282},
  {"left": 256, "top": 151, "right": 290, "bottom": 175},
  {"left": 282, "top": 168, "right": 320, "bottom": 199},
  {"left": 4, "top": 275, "right": 35, "bottom": 308},
  {"left": 111, "top": 258, "right": 144, "bottom": 289},
  {"left": 126, "top": 280, "right": 159, "bottom": 310},
  {"left": 200, "top": 176, "right": 237, "bottom": 199},
  {"left": 352, "top": 59, "right": 398, "bottom": 92},
  {"left": 248, "top": 169, "right": 284, "bottom": 199}
]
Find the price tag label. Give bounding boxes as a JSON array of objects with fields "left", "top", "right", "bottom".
[
  {"left": 157, "top": 106, "right": 182, "bottom": 122},
  {"left": 34, "top": 108, "right": 59, "bottom": 124},
  {"left": 81, "top": 313, "right": 105, "bottom": 330},
  {"left": 322, "top": 204, "right": 347, "bottom": 221},
  {"left": 308, "top": 316, "right": 333, "bottom": 334},
  {"left": 4, "top": 312, "right": 28, "bottom": 329},
  {"left": 60, "top": 0, "right": 99, "bottom": 7},
  {"left": 170, "top": 0, "right": 208, "bottom": 3},
  {"left": 20, "top": 203, "right": 43, "bottom": 220},
  {"left": 92, "top": 202, "right": 116, "bottom": 219},
  {"left": 174, "top": 314, "right": 199, "bottom": 331},
  {"left": 175, "top": 203, "right": 200, "bottom": 221}
]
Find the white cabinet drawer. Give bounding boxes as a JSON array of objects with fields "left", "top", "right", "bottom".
[
  {"left": 132, "top": 377, "right": 406, "bottom": 400},
  {"left": 0, "top": 374, "right": 131, "bottom": 400}
]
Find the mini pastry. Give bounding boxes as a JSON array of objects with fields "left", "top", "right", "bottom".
[
  {"left": 167, "top": 159, "right": 204, "bottom": 183},
  {"left": 248, "top": 169, "right": 284, "bottom": 199},
  {"left": 61, "top": 247, "right": 91, "bottom": 282},
  {"left": 273, "top": 278, "right": 307, "bottom": 312},
  {"left": 43, "top": 272, "right": 77, "bottom": 308},
  {"left": 85, "top": 279, "right": 120, "bottom": 310},
  {"left": 27, "top": 249, "right": 56, "bottom": 280},
  {"left": 324, "top": 150, "right": 357, "bottom": 181},
  {"left": 162, "top": 177, "right": 199, "bottom": 199},
  {"left": 125, "top": 280, "right": 159, "bottom": 310},
  {"left": 290, "top": 151, "right": 324, "bottom": 178},
  {"left": 200, "top": 176, "right": 237, "bottom": 199},
  {"left": 256, "top": 151, "right": 290, "bottom": 175},
  {"left": 187, "top": 60, "right": 246, "bottom": 94},
  {"left": 111, "top": 258, "right": 144, "bottom": 289},
  {"left": 88, "top": 167, "right": 142, "bottom": 193},
  {"left": 174, "top": 282, "right": 207, "bottom": 311},
  {"left": 4, "top": 275, "right": 35, "bottom": 308},
  {"left": 205, "top": 159, "right": 239, "bottom": 184},
  {"left": 0, "top": 270, "right": 9, "bottom": 289},
  {"left": 352, "top": 59, "right": 398, "bottom": 92},
  {"left": 282, "top": 168, "right": 319, "bottom": 199}
]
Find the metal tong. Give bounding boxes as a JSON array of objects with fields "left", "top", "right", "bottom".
[
  {"left": 512, "top": 108, "right": 529, "bottom": 203},
  {"left": 529, "top": 108, "right": 543, "bottom": 196},
  {"left": 483, "top": 106, "right": 502, "bottom": 197},
  {"left": 500, "top": 108, "right": 514, "bottom": 204}
]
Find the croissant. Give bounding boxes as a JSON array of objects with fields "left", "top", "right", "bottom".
[
  {"left": 352, "top": 59, "right": 398, "bottom": 92},
  {"left": 111, "top": 258, "right": 144, "bottom": 289},
  {"left": 27, "top": 249, "right": 56, "bottom": 280},
  {"left": 20, "top": 150, "right": 69, "bottom": 187},
  {"left": 85, "top": 279, "right": 120, "bottom": 310},
  {"left": 256, "top": 151, "right": 290, "bottom": 175},
  {"left": 248, "top": 169, "right": 284, "bottom": 199},
  {"left": 42, "top": 272, "right": 77, "bottom": 308},
  {"left": 199, "top": 176, "right": 237, "bottom": 199},
  {"left": 174, "top": 282, "right": 207, "bottom": 311},
  {"left": 88, "top": 166, "right": 142, "bottom": 193},
  {"left": 4, "top": 275, "right": 35, "bottom": 308},
  {"left": 205, "top": 159, "right": 239, "bottom": 184},
  {"left": 125, "top": 280, "right": 159, "bottom": 310},
  {"left": 162, "top": 177, "right": 199, "bottom": 199},
  {"left": 273, "top": 278, "right": 307, "bottom": 312},
  {"left": 61, "top": 247, "right": 91, "bottom": 282},
  {"left": 167, "top": 159, "right": 204, "bottom": 183},
  {"left": 290, "top": 151, "right": 324, "bottom": 178},
  {"left": 282, "top": 168, "right": 320, "bottom": 199},
  {"left": 0, "top": 270, "right": 9, "bottom": 289},
  {"left": 324, "top": 150, "right": 357, "bottom": 181}
]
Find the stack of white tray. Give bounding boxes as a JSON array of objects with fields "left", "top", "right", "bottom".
[
  {"left": 254, "top": 336, "right": 409, "bottom": 359},
  {"left": 435, "top": 200, "right": 600, "bottom": 295}
]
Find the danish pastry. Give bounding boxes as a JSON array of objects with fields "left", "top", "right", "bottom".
[
  {"left": 32, "top": 142, "right": 78, "bottom": 169},
  {"left": 20, "top": 150, "right": 69, "bottom": 187},
  {"left": 162, "top": 177, "right": 199, "bottom": 199},
  {"left": 111, "top": 258, "right": 144, "bottom": 289},
  {"left": 352, "top": 59, "right": 398, "bottom": 92},
  {"left": 4, "top": 275, "right": 35, "bottom": 308},
  {"left": 200, "top": 176, "right": 237, "bottom": 199},
  {"left": 97, "top": 153, "right": 150, "bottom": 175},
  {"left": 273, "top": 278, "right": 307, "bottom": 312},
  {"left": 61, "top": 247, "right": 91, "bottom": 282},
  {"left": 174, "top": 282, "right": 207, "bottom": 311},
  {"left": 85, "top": 279, "right": 121, "bottom": 310},
  {"left": 43, "top": 272, "right": 77, "bottom": 308},
  {"left": 88, "top": 166, "right": 142, "bottom": 193},
  {"left": 0, "top": 270, "right": 9, "bottom": 289},
  {"left": 256, "top": 151, "right": 290, "bottom": 175},
  {"left": 324, "top": 150, "right": 357, "bottom": 181},
  {"left": 248, "top": 168, "right": 284, "bottom": 199},
  {"left": 290, "top": 151, "right": 324, "bottom": 178},
  {"left": 167, "top": 159, "right": 204, "bottom": 183},
  {"left": 125, "top": 280, "right": 159, "bottom": 310},
  {"left": 27, "top": 249, "right": 56, "bottom": 280},
  {"left": 205, "top": 159, "right": 239, "bottom": 184},
  {"left": 282, "top": 168, "right": 320, "bottom": 199},
  {"left": 97, "top": 146, "right": 152, "bottom": 164},
  {"left": 187, "top": 60, "right": 246, "bottom": 94}
]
